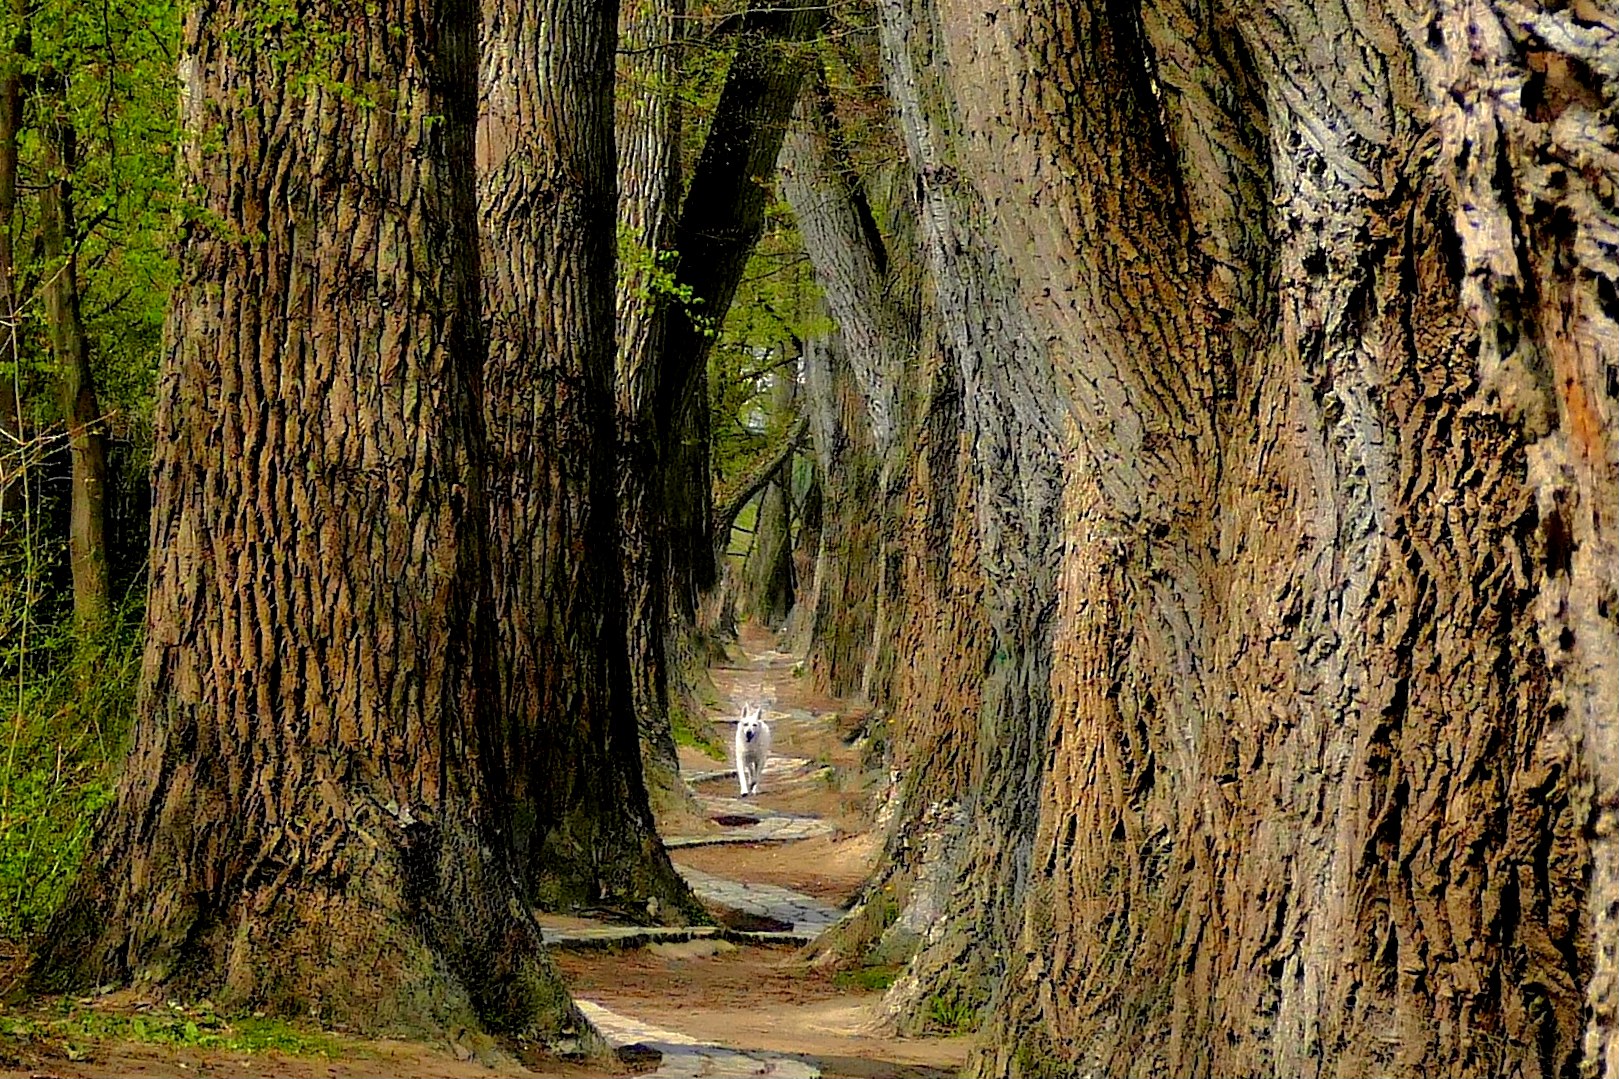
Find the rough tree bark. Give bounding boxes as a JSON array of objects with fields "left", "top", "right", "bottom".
[
  {"left": 39, "top": 70, "right": 113, "bottom": 636},
  {"left": 31, "top": 0, "right": 581, "bottom": 1040},
  {"left": 795, "top": 331, "right": 884, "bottom": 698},
  {"left": 862, "top": 0, "right": 1608, "bottom": 1076},
  {"left": 615, "top": 0, "right": 686, "bottom": 796},
  {"left": 779, "top": 77, "right": 921, "bottom": 703},
  {"left": 478, "top": 0, "right": 702, "bottom": 922},
  {"left": 1414, "top": 9, "right": 1619, "bottom": 1068}
]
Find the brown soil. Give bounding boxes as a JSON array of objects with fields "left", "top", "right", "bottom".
[
  {"left": 671, "top": 832, "right": 879, "bottom": 903},
  {"left": 556, "top": 945, "right": 967, "bottom": 1078}
]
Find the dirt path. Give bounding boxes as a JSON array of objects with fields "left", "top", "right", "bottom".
[
  {"left": 0, "top": 629, "right": 966, "bottom": 1079},
  {"left": 549, "top": 626, "right": 968, "bottom": 1078}
]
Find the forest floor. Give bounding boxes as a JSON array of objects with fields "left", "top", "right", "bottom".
[{"left": 0, "top": 626, "right": 969, "bottom": 1078}]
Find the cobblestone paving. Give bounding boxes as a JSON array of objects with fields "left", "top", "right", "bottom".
[
  {"left": 675, "top": 866, "right": 844, "bottom": 935},
  {"left": 664, "top": 814, "right": 835, "bottom": 848},
  {"left": 574, "top": 999, "right": 819, "bottom": 1078}
]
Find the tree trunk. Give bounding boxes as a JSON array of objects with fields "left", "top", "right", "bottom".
[
  {"left": 863, "top": 0, "right": 1604, "bottom": 1077},
  {"left": 31, "top": 0, "right": 580, "bottom": 1041},
  {"left": 39, "top": 70, "right": 112, "bottom": 636},
  {"left": 743, "top": 476, "right": 793, "bottom": 626},
  {"left": 0, "top": 0, "right": 24, "bottom": 524},
  {"left": 657, "top": 1, "right": 820, "bottom": 611},
  {"left": 478, "top": 0, "right": 702, "bottom": 923},
  {"left": 1415, "top": 9, "right": 1619, "bottom": 1069},
  {"left": 780, "top": 83, "right": 919, "bottom": 703},
  {"left": 615, "top": 0, "right": 685, "bottom": 798},
  {"left": 798, "top": 331, "right": 886, "bottom": 698},
  {"left": 740, "top": 371, "right": 798, "bottom": 628}
]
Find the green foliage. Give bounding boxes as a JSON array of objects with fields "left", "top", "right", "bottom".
[
  {"left": 832, "top": 963, "right": 903, "bottom": 993},
  {"left": 0, "top": 596, "right": 140, "bottom": 942},
  {"left": 706, "top": 200, "right": 829, "bottom": 541},
  {"left": 18, "top": 0, "right": 179, "bottom": 444},
  {"left": 925, "top": 991, "right": 981, "bottom": 1036},
  {"left": 0, "top": 998, "right": 355, "bottom": 1060},
  {"left": 618, "top": 227, "right": 717, "bottom": 339}
]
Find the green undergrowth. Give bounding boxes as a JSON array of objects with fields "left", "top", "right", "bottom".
[
  {"left": 0, "top": 998, "right": 355, "bottom": 1061},
  {"left": 0, "top": 601, "right": 141, "bottom": 942},
  {"left": 925, "top": 991, "right": 981, "bottom": 1036},
  {"left": 832, "top": 963, "right": 904, "bottom": 993}
]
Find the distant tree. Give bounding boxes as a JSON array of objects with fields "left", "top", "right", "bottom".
[
  {"left": 0, "top": 0, "right": 23, "bottom": 523},
  {"left": 614, "top": 0, "right": 819, "bottom": 773},
  {"left": 31, "top": 0, "right": 573, "bottom": 1038},
  {"left": 38, "top": 67, "right": 111, "bottom": 635}
]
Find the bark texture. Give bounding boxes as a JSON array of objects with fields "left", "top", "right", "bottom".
[
  {"left": 615, "top": 0, "right": 685, "bottom": 794},
  {"left": 852, "top": 0, "right": 1610, "bottom": 1075},
  {"left": 478, "top": 0, "right": 701, "bottom": 922},
  {"left": 32, "top": 0, "right": 579, "bottom": 1040},
  {"left": 1414, "top": 8, "right": 1619, "bottom": 1069},
  {"left": 780, "top": 83, "right": 921, "bottom": 702},
  {"left": 39, "top": 71, "right": 113, "bottom": 635}
]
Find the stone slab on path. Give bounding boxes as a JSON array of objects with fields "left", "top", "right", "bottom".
[
  {"left": 542, "top": 923, "right": 823, "bottom": 950},
  {"left": 575, "top": 999, "right": 819, "bottom": 1079},
  {"left": 676, "top": 865, "right": 845, "bottom": 935},
  {"left": 664, "top": 815, "right": 835, "bottom": 848}
]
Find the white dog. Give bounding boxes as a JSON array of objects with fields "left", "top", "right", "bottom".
[{"left": 734, "top": 704, "right": 772, "bottom": 797}]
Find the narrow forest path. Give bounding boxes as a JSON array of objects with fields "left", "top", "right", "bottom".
[
  {"left": 543, "top": 627, "right": 967, "bottom": 1079},
  {"left": 0, "top": 629, "right": 965, "bottom": 1079}
]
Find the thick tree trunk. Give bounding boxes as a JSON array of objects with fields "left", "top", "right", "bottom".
[
  {"left": 39, "top": 71, "right": 112, "bottom": 636},
  {"left": 1414, "top": 10, "right": 1619, "bottom": 1069},
  {"left": 865, "top": 0, "right": 1604, "bottom": 1076},
  {"left": 478, "top": 0, "right": 701, "bottom": 923},
  {"left": 615, "top": 0, "right": 685, "bottom": 798},
  {"left": 31, "top": 0, "right": 579, "bottom": 1041},
  {"left": 798, "top": 332, "right": 884, "bottom": 698},
  {"left": 742, "top": 475, "right": 793, "bottom": 627}
]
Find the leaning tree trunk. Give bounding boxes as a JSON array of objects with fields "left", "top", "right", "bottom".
[
  {"left": 39, "top": 70, "right": 112, "bottom": 637},
  {"left": 867, "top": 0, "right": 1606, "bottom": 1077},
  {"left": 797, "top": 332, "right": 885, "bottom": 698},
  {"left": 478, "top": 0, "right": 702, "bottom": 923},
  {"left": 780, "top": 81, "right": 918, "bottom": 702},
  {"left": 31, "top": 0, "right": 580, "bottom": 1041},
  {"left": 615, "top": 0, "right": 686, "bottom": 798},
  {"left": 656, "top": 0, "right": 821, "bottom": 615}
]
